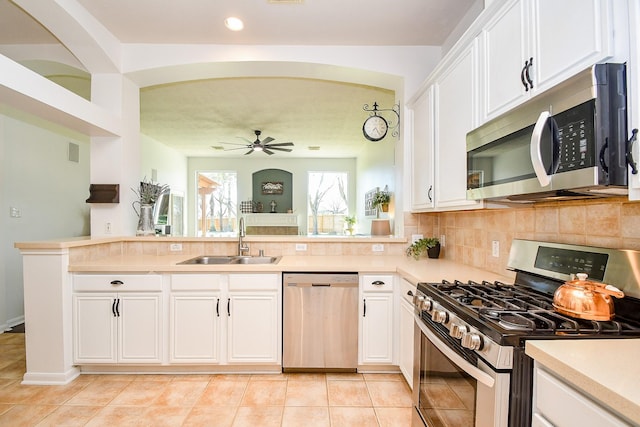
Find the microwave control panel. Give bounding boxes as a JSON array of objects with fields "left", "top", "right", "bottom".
[{"left": 555, "top": 101, "right": 596, "bottom": 173}]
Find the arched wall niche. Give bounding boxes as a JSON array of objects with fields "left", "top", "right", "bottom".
[{"left": 252, "top": 169, "right": 293, "bottom": 213}]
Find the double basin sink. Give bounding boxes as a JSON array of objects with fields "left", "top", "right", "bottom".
[{"left": 179, "top": 255, "right": 281, "bottom": 265}]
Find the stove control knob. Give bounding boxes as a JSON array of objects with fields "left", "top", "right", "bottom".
[
  {"left": 431, "top": 309, "right": 448, "bottom": 324},
  {"left": 421, "top": 297, "right": 434, "bottom": 312},
  {"left": 414, "top": 295, "right": 424, "bottom": 307},
  {"left": 461, "top": 332, "right": 483, "bottom": 350},
  {"left": 450, "top": 323, "right": 468, "bottom": 339}
]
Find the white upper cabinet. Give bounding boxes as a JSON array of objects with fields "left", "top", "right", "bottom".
[
  {"left": 434, "top": 39, "right": 483, "bottom": 210},
  {"left": 481, "top": 0, "right": 619, "bottom": 121},
  {"left": 409, "top": 86, "right": 435, "bottom": 211}
]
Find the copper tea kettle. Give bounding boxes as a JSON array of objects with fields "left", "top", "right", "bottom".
[{"left": 552, "top": 273, "right": 625, "bottom": 321}]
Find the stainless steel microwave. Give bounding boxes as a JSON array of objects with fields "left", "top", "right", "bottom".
[{"left": 466, "top": 63, "right": 636, "bottom": 202}]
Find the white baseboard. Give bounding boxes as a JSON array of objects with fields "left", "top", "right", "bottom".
[
  {"left": 22, "top": 367, "right": 81, "bottom": 385},
  {"left": 3, "top": 315, "right": 25, "bottom": 331}
]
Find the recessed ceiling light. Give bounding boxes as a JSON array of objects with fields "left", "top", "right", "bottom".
[
  {"left": 308, "top": 146, "right": 320, "bottom": 151},
  {"left": 224, "top": 17, "right": 244, "bottom": 31}
]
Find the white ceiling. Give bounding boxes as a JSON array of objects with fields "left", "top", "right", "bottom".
[{"left": 1, "top": 0, "right": 481, "bottom": 158}]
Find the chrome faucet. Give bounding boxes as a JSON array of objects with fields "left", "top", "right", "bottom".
[{"left": 238, "top": 217, "right": 249, "bottom": 256}]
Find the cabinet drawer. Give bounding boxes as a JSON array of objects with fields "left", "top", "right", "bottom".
[
  {"left": 361, "top": 275, "right": 394, "bottom": 292},
  {"left": 534, "top": 367, "right": 628, "bottom": 427},
  {"left": 228, "top": 273, "right": 279, "bottom": 291},
  {"left": 171, "top": 274, "right": 224, "bottom": 291},
  {"left": 73, "top": 274, "right": 162, "bottom": 292}
]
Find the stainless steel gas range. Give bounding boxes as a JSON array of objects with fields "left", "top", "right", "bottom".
[{"left": 412, "top": 239, "right": 640, "bottom": 427}]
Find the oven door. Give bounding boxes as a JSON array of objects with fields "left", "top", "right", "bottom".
[{"left": 412, "top": 316, "right": 510, "bottom": 427}]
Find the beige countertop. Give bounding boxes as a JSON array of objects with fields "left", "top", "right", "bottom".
[
  {"left": 526, "top": 339, "right": 640, "bottom": 425},
  {"left": 66, "top": 253, "right": 515, "bottom": 284}
]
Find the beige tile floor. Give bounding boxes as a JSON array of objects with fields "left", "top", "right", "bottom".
[{"left": 0, "top": 333, "right": 413, "bottom": 426}]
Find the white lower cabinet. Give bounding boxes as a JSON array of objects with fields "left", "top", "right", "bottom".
[
  {"left": 72, "top": 274, "right": 163, "bottom": 364},
  {"left": 532, "top": 363, "right": 630, "bottom": 427},
  {"left": 170, "top": 273, "right": 281, "bottom": 365},
  {"left": 398, "top": 279, "right": 416, "bottom": 387},
  {"left": 169, "top": 274, "right": 223, "bottom": 363},
  {"left": 359, "top": 275, "right": 394, "bottom": 365},
  {"left": 227, "top": 274, "right": 281, "bottom": 364}
]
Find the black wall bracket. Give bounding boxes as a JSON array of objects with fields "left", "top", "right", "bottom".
[{"left": 86, "top": 184, "right": 120, "bottom": 203}]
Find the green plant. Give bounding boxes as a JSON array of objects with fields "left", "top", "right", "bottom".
[
  {"left": 344, "top": 215, "right": 356, "bottom": 227},
  {"left": 372, "top": 189, "right": 391, "bottom": 208},
  {"left": 406, "top": 237, "right": 440, "bottom": 260},
  {"left": 131, "top": 178, "right": 169, "bottom": 205}
]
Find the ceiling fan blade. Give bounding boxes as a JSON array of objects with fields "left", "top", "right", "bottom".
[
  {"left": 262, "top": 136, "right": 275, "bottom": 144},
  {"left": 263, "top": 148, "right": 275, "bottom": 155},
  {"left": 244, "top": 149, "right": 254, "bottom": 155},
  {"left": 267, "top": 147, "right": 293, "bottom": 152},
  {"left": 218, "top": 141, "right": 249, "bottom": 146},
  {"left": 224, "top": 146, "right": 251, "bottom": 151},
  {"left": 265, "top": 142, "right": 294, "bottom": 147},
  {"left": 237, "top": 136, "right": 254, "bottom": 144}
]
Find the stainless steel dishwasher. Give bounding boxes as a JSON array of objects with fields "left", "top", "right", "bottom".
[{"left": 283, "top": 272, "right": 359, "bottom": 372}]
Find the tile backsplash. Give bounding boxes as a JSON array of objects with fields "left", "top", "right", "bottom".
[{"left": 404, "top": 197, "right": 640, "bottom": 277}]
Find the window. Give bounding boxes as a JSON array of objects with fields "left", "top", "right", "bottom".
[
  {"left": 307, "top": 171, "right": 349, "bottom": 235},
  {"left": 196, "top": 171, "right": 237, "bottom": 237}
]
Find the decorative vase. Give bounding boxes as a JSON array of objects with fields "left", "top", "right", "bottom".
[
  {"left": 380, "top": 203, "right": 389, "bottom": 212},
  {"left": 427, "top": 243, "right": 441, "bottom": 259},
  {"left": 134, "top": 203, "right": 155, "bottom": 236}
]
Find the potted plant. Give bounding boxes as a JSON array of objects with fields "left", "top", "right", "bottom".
[
  {"left": 406, "top": 237, "right": 441, "bottom": 259},
  {"left": 344, "top": 215, "right": 356, "bottom": 235},
  {"left": 372, "top": 188, "right": 391, "bottom": 214}
]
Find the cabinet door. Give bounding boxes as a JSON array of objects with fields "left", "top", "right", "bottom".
[
  {"left": 481, "top": 0, "right": 529, "bottom": 120},
  {"left": 398, "top": 298, "right": 414, "bottom": 387},
  {"left": 118, "top": 293, "right": 162, "bottom": 363},
  {"left": 170, "top": 293, "right": 221, "bottom": 363},
  {"left": 434, "top": 40, "right": 482, "bottom": 210},
  {"left": 227, "top": 292, "right": 279, "bottom": 363},
  {"left": 410, "top": 85, "right": 435, "bottom": 210},
  {"left": 532, "top": 0, "right": 613, "bottom": 92},
  {"left": 360, "top": 293, "right": 394, "bottom": 364},
  {"left": 73, "top": 294, "right": 117, "bottom": 363}
]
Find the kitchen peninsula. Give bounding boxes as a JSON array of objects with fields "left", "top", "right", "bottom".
[{"left": 15, "top": 235, "right": 513, "bottom": 385}]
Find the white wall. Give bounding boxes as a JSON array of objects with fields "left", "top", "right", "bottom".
[
  {"left": 0, "top": 112, "right": 90, "bottom": 330},
  {"left": 141, "top": 134, "right": 188, "bottom": 233},
  {"left": 188, "top": 157, "right": 357, "bottom": 236}
]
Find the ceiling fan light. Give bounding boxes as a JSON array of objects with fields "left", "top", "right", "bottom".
[
  {"left": 224, "top": 17, "right": 244, "bottom": 31},
  {"left": 254, "top": 145, "right": 263, "bottom": 151}
]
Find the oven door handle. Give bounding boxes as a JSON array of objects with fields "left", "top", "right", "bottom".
[
  {"left": 530, "top": 111, "right": 552, "bottom": 187},
  {"left": 416, "top": 317, "right": 496, "bottom": 389}
]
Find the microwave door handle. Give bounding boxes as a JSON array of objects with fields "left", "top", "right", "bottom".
[
  {"left": 530, "top": 111, "right": 552, "bottom": 187},
  {"left": 416, "top": 316, "right": 496, "bottom": 389}
]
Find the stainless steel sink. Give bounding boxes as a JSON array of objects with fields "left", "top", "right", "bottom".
[
  {"left": 231, "top": 256, "right": 281, "bottom": 265},
  {"left": 178, "top": 256, "right": 235, "bottom": 265},
  {"left": 178, "top": 255, "right": 281, "bottom": 265}
]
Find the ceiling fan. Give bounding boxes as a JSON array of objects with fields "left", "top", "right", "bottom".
[{"left": 219, "top": 130, "right": 294, "bottom": 155}]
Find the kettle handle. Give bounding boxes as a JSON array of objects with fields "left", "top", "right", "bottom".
[{"left": 576, "top": 273, "right": 625, "bottom": 299}]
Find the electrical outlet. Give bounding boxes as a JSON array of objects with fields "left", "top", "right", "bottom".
[
  {"left": 372, "top": 244, "right": 384, "bottom": 252},
  {"left": 492, "top": 240, "right": 500, "bottom": 258},
  {"left": 411, "top": 234, "right": 423, "bottom": 244},
  {"left": 170, "top": 243, "right": 183, "bottom": 252},
  {"left": 9, "top": 207, "right": 21, "bottom": 218},
  {"left": 440, "top": 234, "right": 446, "bottom": 247},
  {"left": 295, "top": 243, "right": 307, "bottom": 251},
  {"left": 105, "top": 222, "right": 112, "bottom": 234}
]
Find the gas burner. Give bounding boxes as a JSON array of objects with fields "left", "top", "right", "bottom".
[
  {"left": 499, "top": 313, "right": 534, "bottom": 331},
  {"left": 435, "top": 280, "right": 459, "bottom": 292}
]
